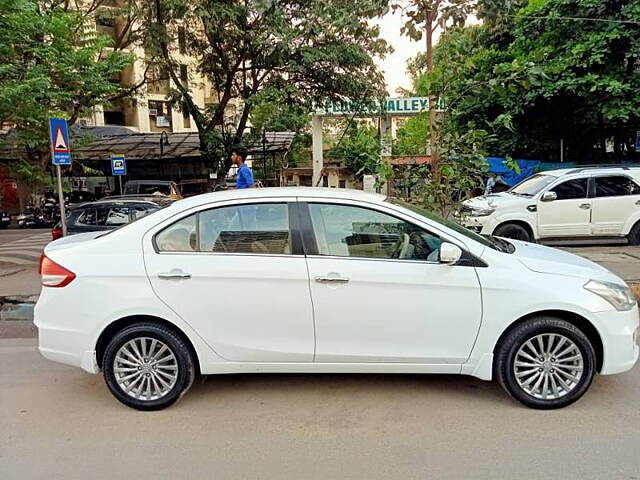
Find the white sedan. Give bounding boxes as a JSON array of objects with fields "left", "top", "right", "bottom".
[{"left": 34, "top": 188, "right": 639, "bottom": 410}]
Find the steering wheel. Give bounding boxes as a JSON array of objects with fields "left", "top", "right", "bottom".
[{"left": 391, "top": 233, "right": 411, "bottom": 259}]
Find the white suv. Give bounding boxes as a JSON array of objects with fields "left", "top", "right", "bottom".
[{"left": 462, "top": 166, "right": 640, "bottom": 243}]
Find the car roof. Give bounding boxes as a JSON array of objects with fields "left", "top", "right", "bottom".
[
  {"left": 542, "top": 166, "right": 640, "bottom": 178},
  {"left": 171, "top": 187, "right": 387, "bottom": 210},
  {"left": 70, "top": 199, "right": 161, "bottom": 209},
  {"left": 126, "top": 180, "right": 175, "bottom": 185}
]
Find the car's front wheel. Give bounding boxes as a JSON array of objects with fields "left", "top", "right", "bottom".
[
  {"left": 102, "top": 323, "right": 195, "bottom": 410},
  {"left": 495, "top": 317, "right": 596, "bottom": 409},
  {"left": 493, "top": 222, "right": 532, "bottom": 242}
]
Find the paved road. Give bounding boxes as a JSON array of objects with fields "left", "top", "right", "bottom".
[
  {"left": 0, "top": 229, "right": 50, "bottom": 266},
  {"left": 1, "top": 337, "right": 639, "bottom": 480}
]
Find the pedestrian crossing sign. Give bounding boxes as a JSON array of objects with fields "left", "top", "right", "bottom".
[{"left": 48, "top": 118, "right": 72, "bottom": 165}]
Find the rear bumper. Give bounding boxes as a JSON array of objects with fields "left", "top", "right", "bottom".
[
  {"left": 597, "top": 305, "right": 640, "bottom": 375},
  {"left": 34, "top": 294, "right": 101, "bottom": 374}
]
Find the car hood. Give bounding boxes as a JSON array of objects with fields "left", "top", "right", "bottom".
[
  {"left": 508, "top": 240, "right": 623, "bottom": 283},
  {"left": 463, "top": 192, "right": 530, "bottom": 210}
]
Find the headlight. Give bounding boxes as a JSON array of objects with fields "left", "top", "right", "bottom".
[
  {"left": 584, "top": 280, "right": 637, "bottom": 311},
  {"left": 469, "top": 207, "right": 495, "bottom": 217}
]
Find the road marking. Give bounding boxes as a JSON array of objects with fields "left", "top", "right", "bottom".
[{"left": 0, "top": 233, "right": 50, "bottom": 265}]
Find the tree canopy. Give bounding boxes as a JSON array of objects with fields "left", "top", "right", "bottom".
[
  {"left": 409, "top": 0, "right": 640, "bottom": 162},
  {"left": 147, "top": 0, "right": 392, "bottom": 180},
  {"left": 0, "top": 0, "right": 134, "bottom": 164}
]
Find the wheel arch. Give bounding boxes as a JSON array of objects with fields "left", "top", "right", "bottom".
[
  {"left": 493, "top": 219, "right": 535, "bottom": 240},
  {"left": 95, "top": 315, "right": 201, "bottom": 375},
  {"left": 492, "top": 309, "right": 604, "bottom": 373}
]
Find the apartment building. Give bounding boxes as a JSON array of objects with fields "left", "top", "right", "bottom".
[{"left": 83, "top": 1, "right": 238, "bottom": 134}]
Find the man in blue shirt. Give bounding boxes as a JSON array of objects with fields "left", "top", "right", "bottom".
[{"left": 231, "top": 146, "right": 255, "bottom": 189}]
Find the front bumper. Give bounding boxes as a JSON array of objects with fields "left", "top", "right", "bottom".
[
  {"left": 597, "top": 304, "right": 640, "bottom": 375},
  {"left": 460, "top": 215, "right": 494, "bottom": 235}
]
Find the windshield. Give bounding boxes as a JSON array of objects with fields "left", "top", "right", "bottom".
[
  {"left": 509, "top": 174, "right": 556, "bottom": 197},
  {"left": 387, "top": 198, "right": 514, "bottom": 253}
]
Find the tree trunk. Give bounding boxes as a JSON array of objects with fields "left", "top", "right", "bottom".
[{"left": 425, "top": 11, "right": 440, "bottom": 184}]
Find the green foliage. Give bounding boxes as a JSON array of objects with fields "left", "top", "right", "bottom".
[
  {"left": 393, "top": 114, "right": 428, "bottom": 156},
  {"left": 147, "top": 0, "right": 391, "bottom": 179},
  {"left": 330, "top": 123, "right": 381, "bottom": 177},
  {"left": 421, "top": 0, "right": 640, "bottom": 162},
  {"left": 0, "top": 0, "right": 133, "bottom": 164}
]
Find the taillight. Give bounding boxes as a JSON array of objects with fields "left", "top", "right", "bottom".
[
  {"left": 51, "top": 227, "right": 63, "bottom": 240},
  {"left": 39, "top": 254, "right": 76, "bottom": 287}
]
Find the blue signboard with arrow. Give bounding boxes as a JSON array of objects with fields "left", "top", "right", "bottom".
[{"left": 48, "top": 118, "right": 72, "bottom": 165}]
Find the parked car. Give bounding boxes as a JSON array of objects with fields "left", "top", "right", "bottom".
[
  {"left": 35, "top": 188, "right": 638, "bottom": 410},
  {"left": 461, "top": 165, "right": 640, "bottom": 243},
  {"left": 123, "top": 180, "right": 182, "bottom": 200},
  {"left": 0, "top": 210, "right": 11, "bottom": 228},
  {"left": 51, "top": 199, "right": 163, "bottom": 240}
]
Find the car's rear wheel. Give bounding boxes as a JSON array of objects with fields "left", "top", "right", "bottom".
[
  {"left": 493, "top": 222, "right": 532, "bottom": 242},
  {"left": 495, "top": 317, "right": 596, "bottom": 409},
  {"left": 102, "top": 323, "right": 195, "bottom": 411}
]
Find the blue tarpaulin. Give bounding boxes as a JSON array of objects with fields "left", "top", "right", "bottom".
[{"left": 486, "top": 157, "right": 541, "bottom": 187}]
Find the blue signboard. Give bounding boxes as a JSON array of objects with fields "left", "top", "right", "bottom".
[
  {"left": 636, "top": 131, "right": 640, "bottom": 153},
  {"left": 48, "top": 118, "right": 71, "bottom": 165},
  {"left": 111, "top": 155, "right": 127, "bottom": 176}
]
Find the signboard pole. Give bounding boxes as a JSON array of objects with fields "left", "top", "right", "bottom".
[
  {"left": 119, "top": 176, "right": 123, "bottom": 195},
  {"left": 49, "top": 118, "right": 72, "bottom": 236},
  {"left": 56, "top": 165, "right": 67, "bottom": 236}
]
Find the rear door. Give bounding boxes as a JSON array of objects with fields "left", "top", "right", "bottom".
[
  {"left": 143, "top": 200, "right": 315, "bottom": 362},
  {"left": 591, "top": 175, "right": 640, "bottom": 235},
  {"left": 537, "top": 177, "right": 591, "bottom": 237}
]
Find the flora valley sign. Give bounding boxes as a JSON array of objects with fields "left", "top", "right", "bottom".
[{"left": 315, "top": 97, "right": 444, "bottom": 116}]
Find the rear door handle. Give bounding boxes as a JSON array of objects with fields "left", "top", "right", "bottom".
[
  {"left": 579, "top": 203, "right": 591, "bottom": 210},
  {"left": 315, "top": 276, "right": 349, "bottom": 284},
  {"left": 158, "top": 271, "right": 191, "bottom": 280}
]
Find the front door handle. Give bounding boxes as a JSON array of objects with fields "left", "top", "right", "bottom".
[
  {"left": 315, "top": 276, "right": 349, "bottom": 284},
  {"left": 635, "top": 200, "right": 640, "bottom": 206},
  {"left": 579, "top": 203, "right": 591, "bottom": 210},
  {"left": 158, "top": 271, "right": 191, "bottom": 280}
]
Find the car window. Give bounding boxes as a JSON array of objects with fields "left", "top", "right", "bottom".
[
  {"left": 595, "top": 176, "right": 640, "bottom": 197},
  {"left": 309, "top": 203, "right": 442, "bottom": 261},
  {"left": 105, "top": 207, "right": 129, "bottom": 226},
  {"left": 131, "top": 205, "right": 158, "bottom": 220},
  {"left": 549, "top": 178, "right": 588, "bottom": 200},
  {"left": 199, "top": 203, "right": 290, "bottom": 254},
  {"left": 509, "top": 174, "right": 556, "bottom": 197},
  {"left": 75, "top": 208, "right": 96, "bottom": 226},
  {"left": 156, "top": 214, "right": 197, "bottom": 252}
]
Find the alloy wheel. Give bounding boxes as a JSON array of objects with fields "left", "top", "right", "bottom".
[
  {"left": 513, "top": 333, "right": 584, "bottom": 400},
  {"left": 113, "top": 337, "right": 179, "bottom": 401}
]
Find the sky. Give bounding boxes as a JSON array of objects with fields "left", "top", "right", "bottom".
[{"left": 374, "top": 8, "right": 434, "bottom": 96}]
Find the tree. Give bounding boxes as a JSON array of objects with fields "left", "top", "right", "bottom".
[
  {"left": 393, "top": 0, "right": 477, "bottom": 182},
  {"left": 146, "top": 0, "right": 391, "bottom": 183},
  {"left": 0, "top": 0, "right": 134, "bottom": 168},
  {"left": 421, "top": 0, "right": 640, "bottom": 163}
]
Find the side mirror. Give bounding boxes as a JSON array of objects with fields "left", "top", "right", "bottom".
[
  {"left": 541, "top": 191, "right": 557, "bottom": 202},
  {"left": 439, "top": 242, "right": 463, "bottom": 265}
]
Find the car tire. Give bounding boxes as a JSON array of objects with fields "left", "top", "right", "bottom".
[
  {"left": 102, "top": 322, "right": 195, "bottom": 411},
  {"left": 493, "top": 223, "right": 532, "bottom": 242},
  {"left": 628, "top": 222, "right": 640, "bottom": 246},
  {"left": 495, "top": 317, "right": 596, "bottom": 409}
]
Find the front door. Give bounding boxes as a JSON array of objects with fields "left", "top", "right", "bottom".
[
  {"left": 143, "top": 201, "right": 315, "bottom": 362},
  {"left": 537, "top": 177, "right": 591, "bottom": 237},
  {"left": 591, "top": 175, "right": 640, "bottom": 235},
  {"left": 302, "top": 201, "right": 482, "bottom": 364}
]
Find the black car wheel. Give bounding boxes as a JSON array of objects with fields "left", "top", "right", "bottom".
[
  {"left": 493, "top": 223, "right": 532, "bottom": 242},
  {"left": 628, "top": 222, "right": 640, "bottom": 246},
  {"left": 495, "top": 317, "right": 596, "bottom": 409},
  {"left": 103, "top": 322, "right": 195, "bottom": 411}
]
